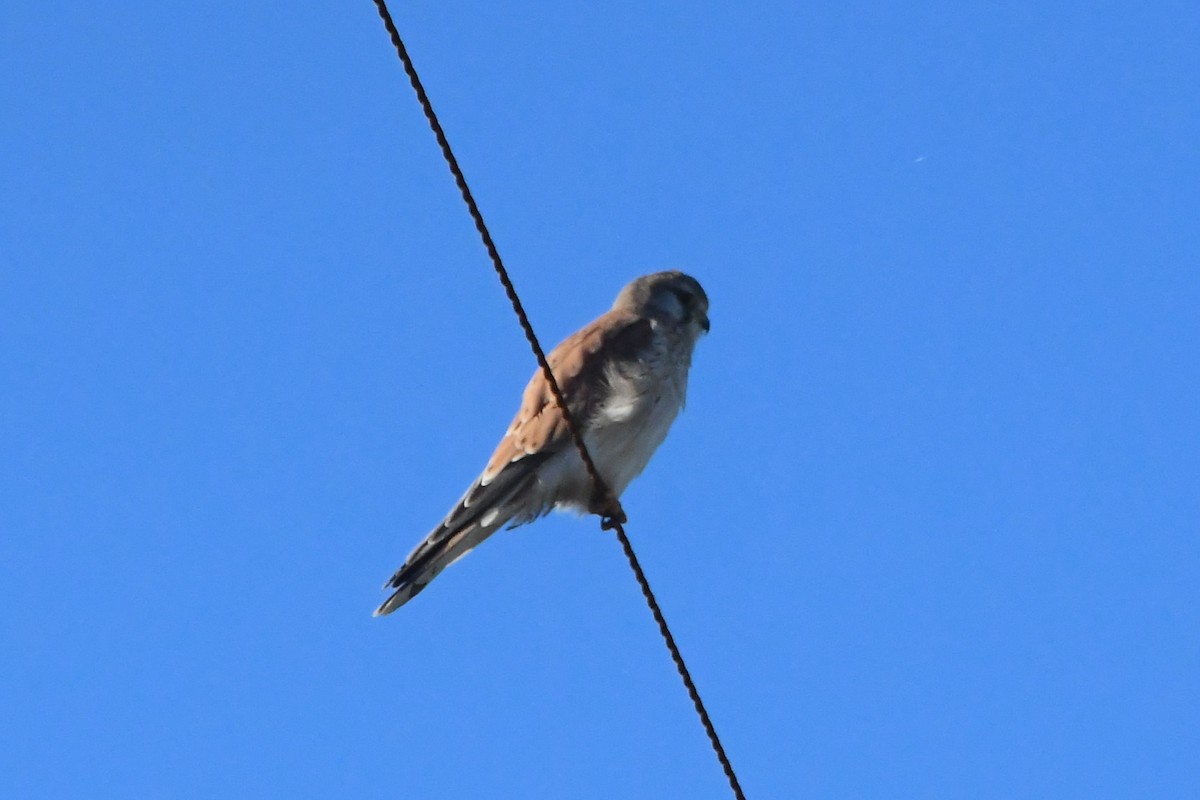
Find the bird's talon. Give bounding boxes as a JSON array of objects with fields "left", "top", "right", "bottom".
[
  {"left": 588, "top": 486, "right": 625, "bottom": 527},
  {"left": 598, "top": 499, "right": 627, "bottom": 530}
]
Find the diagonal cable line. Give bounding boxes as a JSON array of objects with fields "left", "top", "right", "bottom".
[{"left": 370, "top": 4, "right": 746, "bottom": 798}]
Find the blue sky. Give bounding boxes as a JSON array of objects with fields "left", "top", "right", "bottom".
[{"left": 2, "top": 2, "right": 1198, "bottom": 797}]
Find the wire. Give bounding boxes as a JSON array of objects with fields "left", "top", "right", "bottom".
[{"left": 370, "top": 4, "right": 746, "bottom": 798}]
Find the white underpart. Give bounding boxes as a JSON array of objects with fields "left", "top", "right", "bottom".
[
  {"left": 585, "top": 370, "right": 684, "bottom": 497},
  {"left": 573, "top": 321, "right": 695, "bottom": 503}
]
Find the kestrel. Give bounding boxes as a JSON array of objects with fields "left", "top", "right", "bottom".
[{"left": 375, "top": 271, "right": 709, "bottom": 615}]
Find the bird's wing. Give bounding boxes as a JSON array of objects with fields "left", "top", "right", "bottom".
[{"left": 480, "top": 309, "right": 654, "bottom": 484}]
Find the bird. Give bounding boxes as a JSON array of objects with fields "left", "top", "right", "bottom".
[{"left": 374, "top": 271, "right": 710, "bottom": 615}]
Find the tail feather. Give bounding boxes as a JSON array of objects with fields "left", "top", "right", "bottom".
[
  {"left": 374, "top": 463, "right": 547, "bottom": 616},
  {"left": 373, "top": 577, "right": 433, "bottom": 616},
  {"left": 373, "top": 517, "right": 509, "bottom": 616}
]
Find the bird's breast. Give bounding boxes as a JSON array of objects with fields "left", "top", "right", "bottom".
[{"left": 586, "top": 343, "right": 690, "bottom": 496}]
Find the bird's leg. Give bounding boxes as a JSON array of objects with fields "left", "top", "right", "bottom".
[{"left": 589, "top": 485, "right": 627, "bottom": 529}]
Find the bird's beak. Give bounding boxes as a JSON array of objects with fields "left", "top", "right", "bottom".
[{"left": 699, "top": 313, "right": 710, "bottom": 334}]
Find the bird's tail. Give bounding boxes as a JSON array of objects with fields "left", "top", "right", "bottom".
[
  {"left": 375, "top": 463, "right": 548, "bottom": 616},
  {"left": 373, "top": 569, "right": 437, "bottom": 616},
  {"left": 373, "top": 518, "right": 504, "bottom": 616}
]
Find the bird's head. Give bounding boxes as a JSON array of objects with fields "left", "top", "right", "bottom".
[{"left": 614, "top": 271, "right": 710, "bottom": 337}]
